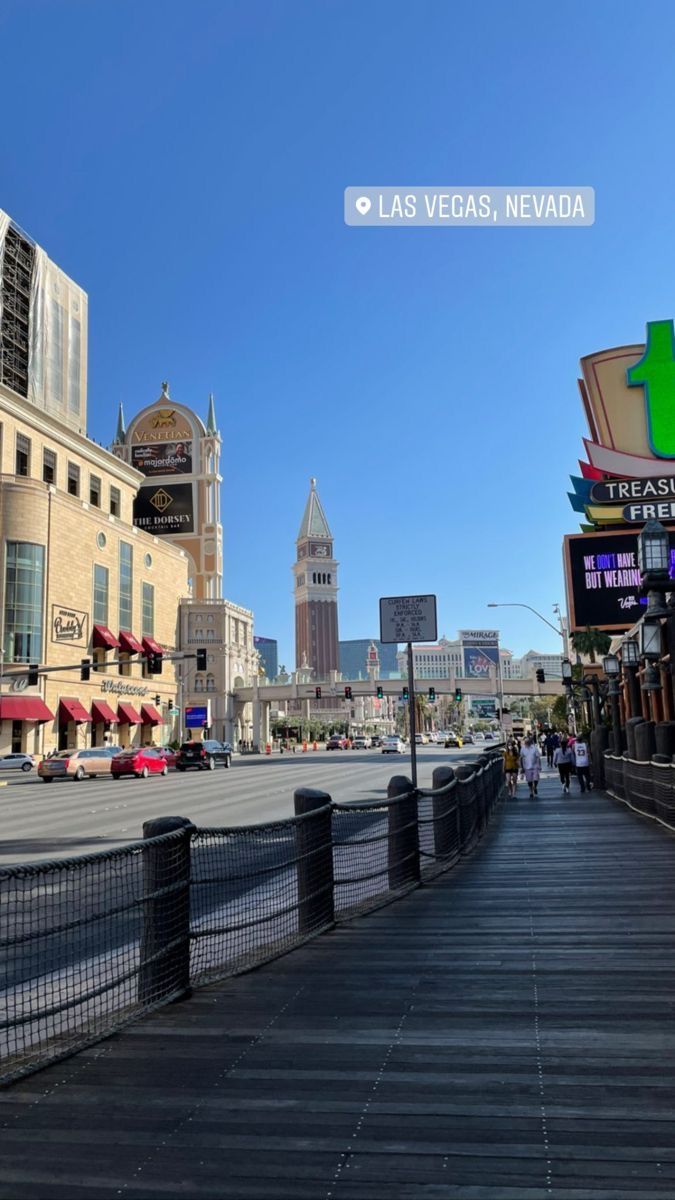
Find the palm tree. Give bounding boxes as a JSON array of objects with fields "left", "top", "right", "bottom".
[{"left": 570, "top": 625, "right": 611, "bottom": 664}]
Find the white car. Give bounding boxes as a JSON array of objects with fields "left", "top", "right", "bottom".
[
  {"left": 351, "top": 735, "right": 371, "bottom": 749},
  {"left": 382, "top": 735, "right": 406, "bottom": 754}
]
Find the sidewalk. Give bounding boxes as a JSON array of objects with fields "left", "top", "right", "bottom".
[{"left": 3, "top": 768, "right": 675, "bottom": 1199}]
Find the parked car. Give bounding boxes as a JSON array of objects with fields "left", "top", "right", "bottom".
[
  {"left": 155, "top": 746, "right": 178, "bottom": 769},
  {"left": 461, "top": 733, "right": 474, "bottom": 745},
  {"left": 0, "top": 752, "right": 34, "bottom": 773},
  {"left": 326, "top": 735, "right": 349, "bottom": 750},
  {"left": 39, "top": 747, "right": 120, "bottom": 782},
  {"left": 351, "top": 735, "right": 371, "bottom": 749},
  {"left": 370, "top": 735, "right": 382, "bottom": 748},
  {"left": 444, "top": 733, "right": 462, "bottom": 748},
  {"left": 175, "top": 739, "right": 232, "bottom": 771},
  {"left": 414, "top": 733, "right": 429, "bottom": 745},
  {"left": 382, "top": 735, "right": 406, "bottom": 754},
  {"left": 111, "top": 747, "right": 169, "bottom": 779}
]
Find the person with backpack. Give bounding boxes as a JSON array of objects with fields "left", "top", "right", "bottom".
[
  {"left": 553, "top": 737, "right": 574, "bottom": 794},
  {"left": 573, "top": 735, "right": 592, "bottom": 793},
  {"left": 503, "top": 738, "right": 520, "bottom": 798}
]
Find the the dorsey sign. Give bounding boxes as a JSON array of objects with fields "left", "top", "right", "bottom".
[{"left": 133, "top": 483, "right": 194, "bottom": 535}]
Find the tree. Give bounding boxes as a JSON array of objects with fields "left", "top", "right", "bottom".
[
  {"left": 551, "top": 694, "right": 568, "bottom": 728},
  {"left": 570, "top": 625, "right": 611, "bottom": 663}
]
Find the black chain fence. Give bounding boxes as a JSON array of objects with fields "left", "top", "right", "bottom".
[
  {"left": 1, "top": 752, "right": 504, "bottom": 1085},
  {"left": 604, "top": 751, "right": 675, "bottom": 827}
]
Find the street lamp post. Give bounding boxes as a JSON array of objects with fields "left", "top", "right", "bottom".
[
  {"left": 622, "top": 637, "right": 642, "bottom": 719},
  {"left": 603, "top": 653, "right": 622, "bottom": 753}
]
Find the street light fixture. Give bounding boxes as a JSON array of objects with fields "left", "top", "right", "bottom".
[
  {"left": 640, "top": 620, "right": 662, "bottom": 660},
  {"left": 602, "top": 654, "right": 620, "bottom": 677},
  {"left": 561, "top": 658, "right": 573, "bottom": 683},
  {"left": 637, "top": 519, "right": 670, "bottom": 577},
  {"left": 622, "top": 638, "right": 639, "bottom": 667},
  {"left": 487, "top": 602, "right": 564, "bottom": 638}
]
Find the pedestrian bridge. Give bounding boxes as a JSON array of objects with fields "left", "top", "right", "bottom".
[{"left": 2, "top": 759, "right": 673, "bottom": 1198}]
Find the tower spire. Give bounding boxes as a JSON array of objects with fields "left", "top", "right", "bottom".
[
  {"left": 206, "top": 392, "right": 217, "bottom": 435},
  {"left": 115, "top": 401, "right": 126, "bottom": 443},
  {"left": 297, "top": 476, "right": 332, "bottom": 540}
]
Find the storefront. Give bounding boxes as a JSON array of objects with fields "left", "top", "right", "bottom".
[{"left": 0, "top": 696, "right": 53, "bottom": 753}]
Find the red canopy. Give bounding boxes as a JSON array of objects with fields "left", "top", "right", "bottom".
[
  {"left": 118, "top": 630, "right": 143, "bottom": 654},
  {"left": 140, "top": 703, "right": 162, "bottom": 726},
  {"left": 91, "top": 700, "right": 119, "bottom": 725},
  {"left": 93, "top": 625, "right": 120, "bottom": 650},
  {"left": 142, "top": 637, "right": 163, "bottom": 657},
  {"left": 117, "top": 702, "right": 141, "bottom": 725},
  {"left": 0, "top": 697, "right": 53, "bottom": 723},
  {"left": 58, "top": 697, "right": 91, "bottom": 725}
]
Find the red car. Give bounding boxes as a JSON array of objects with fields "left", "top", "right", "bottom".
[
  {"left": 111, "top": 747, "right": 168, "bottom": 779},
  {"left": 326, "top": 735, "right": 349, "bottom": 750},
  {"left": 155, "top": 746, "right": 178, "bottom": 769}
]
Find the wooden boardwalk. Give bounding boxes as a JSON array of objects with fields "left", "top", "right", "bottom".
[{"left": 3, "top": 769, "right": 675, "bottom": 1199}]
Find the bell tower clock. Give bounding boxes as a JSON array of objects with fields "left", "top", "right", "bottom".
[{"left": 293, "top": 478, "right": 339, "bottom": 676}]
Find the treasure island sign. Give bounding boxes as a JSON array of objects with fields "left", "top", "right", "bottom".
[{"left": 564, "top": 320, "right": 675, "bottom": 632}]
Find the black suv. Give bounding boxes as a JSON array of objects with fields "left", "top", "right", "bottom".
[{"left": 176, "top": 739, "right": 232, "bottom": 771}]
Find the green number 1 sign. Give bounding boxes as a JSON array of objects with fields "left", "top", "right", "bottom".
[{"left": 627, "top": 319, "right": 675, "bottom": 458}]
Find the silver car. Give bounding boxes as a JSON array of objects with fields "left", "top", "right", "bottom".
[{"left": 0, "top": 752, "right": 34, "bottom": 773}]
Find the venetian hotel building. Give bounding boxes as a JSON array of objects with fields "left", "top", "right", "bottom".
[{"left": 0, "top": 212, "right": 188, "bottom": 755}]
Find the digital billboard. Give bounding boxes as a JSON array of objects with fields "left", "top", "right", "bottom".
[
  {"left": 133, "top": 482, "right": 195, "bottom": 536},
  {"left": 132, "top": 441, "right": 193, "bottom": 476},
  {"left": 459, "top": 630, "right": 500, "bottom": 679},
  {"left": 564, "top": 529, "right": 675, "bottom": 632}
]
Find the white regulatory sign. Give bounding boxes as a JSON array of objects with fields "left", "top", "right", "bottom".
[{"left": 379, "top": 594, "right": 437, "bottom": 645}]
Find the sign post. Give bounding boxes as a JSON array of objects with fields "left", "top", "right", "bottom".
[{"left": 379, "top": 595, "right": 437, "bottom": 789}]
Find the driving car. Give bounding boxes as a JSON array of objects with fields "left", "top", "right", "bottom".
[
  {"left": 461, "top": 733, "right": 474, "bottom": 745},
  {"left": 351, "top": 735, "right": 371, "bottom": 749},
  {"left": 38, "top": 747, "right": 121, "bottom": 782},
  {"left": 370, "top": 735, "right": 382, "bottom": 748},
  {"left": 444, "top": 733, "right": 462, "bottom": 748},
  {"left": 175, "top": 739, "right": 232, "bottom": 770},
  {"left": 484, "top": 732, "right": 495, "bottom": 741},
  {"left": 414, "top": 733, "right": 427, "bottom": 745},
  {"left": 111, "top": 747, "right": 169, "bottom": 778},
  {"left": 155, "top": 746, "right": 178, "bottom": 769},
  {"left": 382, "top": 735, "right": 406, "bottom": 754},
  {"left": 0, "top": 752, "right": 34, "bottom": 773},
  {"left": 326, "top": 734, "right": 349, "bottom": 750}
]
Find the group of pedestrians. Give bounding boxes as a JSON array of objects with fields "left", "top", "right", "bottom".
[{"left": 502, "top": 729, "right": 593, "bottom": 799}]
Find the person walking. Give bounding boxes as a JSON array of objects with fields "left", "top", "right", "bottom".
[
  {"left": 503, "top": 738, "right": 520, "bottom": 798},
  {"left": 544, "top": 731, "right": 556, "bottom": 768},
  {"left": 520, "top": 735, "right": 542, "bottom": 798},
  {"left": 553, "top": 737, "right": 574, "bottom": 794},
  {"left": 573, "top": 735, "right": 592, "bottom": 793}
]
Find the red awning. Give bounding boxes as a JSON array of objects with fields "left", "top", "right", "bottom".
[
  {"left": 140, "top": 703, "right": 162, "bottom": 726},
  {"left": 93, "top": 625, "right": 120, "bottom": 650},
  {"left": 118, "top": 630, "right": 143, "bottom": 654},
  {"left": 117, "top": 702, "right": 141, "bottom": 725},
  {"left": 0, "top": 697, "right": 53, "bottom": 723},
  {"left": 91, "top": 700, "right": 119, "bottom": 725},
  {"left": 142, "top": 637, "right": 163, "bottom": 657},
  {"left": 58, "top": 697, "right": 91, "bottom": 725}
]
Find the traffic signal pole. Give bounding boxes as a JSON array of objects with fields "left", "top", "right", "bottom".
[{"left": 407, "top": 641, "right": 418, "bottom": 788}]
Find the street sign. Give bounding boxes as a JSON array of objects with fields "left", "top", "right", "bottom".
[{"left": 379, "top": 594, "right": 437, "bottom": 644}]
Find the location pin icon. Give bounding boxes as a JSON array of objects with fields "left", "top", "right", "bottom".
[{"left": 355, "top": 196, "right": 371, "bottom": 215}]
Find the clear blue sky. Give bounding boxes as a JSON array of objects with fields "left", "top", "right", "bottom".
[{"left": 3, "top": 1, "right": 675, "bottom": 666}]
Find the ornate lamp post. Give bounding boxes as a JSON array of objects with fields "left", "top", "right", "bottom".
[
  {"left": 637, "top": 520, "right": 671, "bottom": 722},
  {"left": 603, "top": 653, "right": 622, "bottom": 753},
  {"left": 622, "top": 637, "right": 641, "bottom": 718}
]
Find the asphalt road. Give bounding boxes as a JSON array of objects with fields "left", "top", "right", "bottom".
[{"left": 0, "top": 743, "right": 488, "bottom": 866}]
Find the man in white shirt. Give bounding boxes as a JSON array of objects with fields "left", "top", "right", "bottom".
[
  {"left": 573, "top": 738, "right": 592, "bottom": 793},
  {"left": 520, "top": 736, "right": 542, "bottom": 798}
]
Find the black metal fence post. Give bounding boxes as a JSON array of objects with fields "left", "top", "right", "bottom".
[
  {"left": 454, "top": 764, "right": 477, "bottom": 850},
  {"left": 294, "top": 787, "right": 335, "bottom": 935},
  {"left": 387, "top": 775, "right": 420, "bottom": 890},
  {"left": 139, "top": 816, "right": 193, "bottom": 1006},
  {"left": 431, "top": 765, "right": 457, "bottom": 859}
]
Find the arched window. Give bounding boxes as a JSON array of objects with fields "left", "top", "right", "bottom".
[
  {"left": 328, "top": 573, "right": 332, "bottom": 584},
  {"left": 195, "top": 676, "right": 204, "bottom": 692},
  {"left": 206, "top": 674, "right": 216, "bottom": 692}
]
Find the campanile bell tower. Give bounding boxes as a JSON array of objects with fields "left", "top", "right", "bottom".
[{"left": 293, "top": 478, "right": 339, "bottom": 676}]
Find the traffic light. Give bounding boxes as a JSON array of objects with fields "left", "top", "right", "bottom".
[
  {"left": 154, "top": 695, "right": 161, "bottom": 707},
  {"left": 28, "top": 664, "right": 38, "bottom": 686},
  {"left": 80, "top": 658, "right": 91, "bottom": 682},
  {"left": 402, "top": 686, "right": 409, "bottom": 701},
  {"left": 376, "top": 685, "right": 383, "bottom": 699},
  {"left": 344, "top": 686, "right": 353, "bottom": 700},
  {"left": 315, "top": 686, "right": 322, "bottom": 699},
  {"left": 149, "top": 651, "right": 163, "bottom": 675},
  {"left": 428, "top": 686, "right": 436, "bottom": 701},
  {"left": 454, "top": 687, "right": 462, "bottom": 702},
  {"left": 536, "top": 668, "right": 545, "bottom": 683},
  {"left": 196, "top": 648, "right": 207, "bottom": 671}
]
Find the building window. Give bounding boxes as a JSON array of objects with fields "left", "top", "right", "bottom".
[
  {"left": 93, "top": 647, "right": 107, "bottom": 674},
  {"left": 42, "top": 448, "right": 56, "bottom": 485},
  {"left": 195, "top": 676, "right": 204, "bottom": 692},
  {"left": 68, "top": 315, "right": 81, "bottom": 415},
  {"left": 206, "top": 674, "right": 215, "bottom": 691},
  {"left": 93, "top": 564, "right": 109, "bottom": 626},
  {"left": 144, "top": 552, "right": 152, "bottom": 568},
  {"left": 4, "top": 542, "right": 45, "bottom": 663},
  {"left": 67, "top": 462, "right": 80, "bottom": 497},
  {"left": 142, "top": 582, "right": 154, "bottom": 638},
  {"left": 15, "top": 434, "right": 30, "bottom": 477},
  {"left": 89, "top": 475, "right": 101, "bottom": 507},
  {"left": 118, "top": 651, "right": 131, "bottom": 677},
  {"left": 1, "top": 227, "right": 34, "bottom": 398},
  {"left": 47, "top": 298, "right": 65, "bottom": 408},
  {"left": 119, "top": 542, "right": 133, "bottom": 630},
  {"left": 110, "top": 487, "right": 121, "bottom": 518}
]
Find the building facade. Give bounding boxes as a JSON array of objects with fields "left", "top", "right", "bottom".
[
  {"left": 396, "top": 636, "right": 464, "bottom": 680},
  {"left": 339, "top": 638, "right": 399, "bottom": 679},
  {"left": 180, "top": 598, "right": 258, "bottom": 744},
  {"left": 293, "top": 478, "right": 339, "bottom": 677},
  {"left": 254, "top": 636, "right": 278, "bottom": 681}
]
